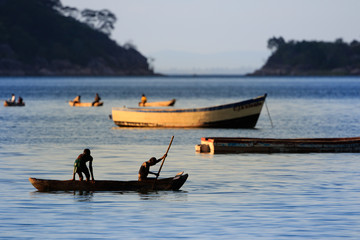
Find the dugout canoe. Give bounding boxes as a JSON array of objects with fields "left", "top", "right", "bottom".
[
  {"left": 195, "top": 137, "right": 360, "bottom": 154},
  {"left": 112, "top": 94, "right": 267, "bottom": 128},
  {"left": 4, "top": 100, "right": 25, "bottom": 107},
  {"left": 69, "top": 101, "right": 103, "bottom": 107},
  {"left": 29, "top": 172, "right": 188, "bottom": 192},
  {"left": 139, "top": 98, "right": 176, "bottom": 107}
]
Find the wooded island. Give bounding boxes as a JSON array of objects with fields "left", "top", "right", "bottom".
[
  {"left": 250, "top": 37, "right": 360, "bottom": 76},
  {"left": 0, "top": 0, "right": 154, "bottom": 76}
]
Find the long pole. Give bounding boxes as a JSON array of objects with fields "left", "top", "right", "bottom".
[
  {"left": 153, "top": 136, "right": 174, "bottom": 189},
  {"left": 156, "top": 136, "right": 174, "bottom": 179}
]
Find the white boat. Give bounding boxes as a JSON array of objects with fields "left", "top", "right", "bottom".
[
  {"left": 138, "top": 99, "right": 176, "bottom": 107},
  {"left": 112, "top": 94, "right": 267, "bottom": 128}
]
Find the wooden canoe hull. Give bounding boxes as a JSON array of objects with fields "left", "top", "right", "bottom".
[
  {"left": 112, "top": 94, "right": 266, "bottom": 128},
  {"left": 69, "top": 101, "right": 103, "bottom": 107},
  {"left": 138, "top": 99, "right": 176, "bottom": 107},
  {"left": 29, "top": 173, "right": 188, "bottom": 192},
  {"left": 4, "top": 101, "right": 25, "bottom": 107},
  {"left": 196, "top": 137, "right": 360, "bottom": 154}
]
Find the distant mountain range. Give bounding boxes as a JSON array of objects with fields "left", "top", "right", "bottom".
[
  {"left": 250, "top": 37, "right": 360, "bottom": 76},
  {"left": 0, "top": 0, "right": 154, "bottom": 76}
]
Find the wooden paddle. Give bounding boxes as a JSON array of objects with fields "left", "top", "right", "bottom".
[{"left": 153, "top": 136, "right": 174, "bottom": 189}]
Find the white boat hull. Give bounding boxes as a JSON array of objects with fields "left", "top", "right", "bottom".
[{"left": 112, "top": 94, "right": 267, "bottom": 128}]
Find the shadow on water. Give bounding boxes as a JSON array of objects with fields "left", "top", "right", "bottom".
[
  {"left": 30, "top": 190, "right": 95, "bottom": 202},
  {"left": 30, "top": 189, "right": 188, "bottom": 202},
  {"left": 137, "top": 190, "right": 188, "bottom": 201}
]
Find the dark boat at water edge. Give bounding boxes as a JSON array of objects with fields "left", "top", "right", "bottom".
[
  {"left": 196, "top": 137, "right": 360, "bottom": 154},
  {"left": 29, "top": 172, "right": 188, "bottom": 192},
  {"left": 4, "top": 100, "right": 25, "bottom": 107}
]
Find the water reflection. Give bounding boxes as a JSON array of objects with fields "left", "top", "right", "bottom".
[
  {"left": 30, "top": 189, "right": 188, "bottom": 202},
  {"left": 138, "top": 190, "right": 188, "bottom": 201},
  {"left": 30, "top": 190, "right": 95, "bottom": 202},
  {"left": 72, "top": 191, "right": 94, "bottom": 202}
]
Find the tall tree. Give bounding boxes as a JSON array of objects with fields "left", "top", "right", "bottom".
[
  {"left": 54, "top": 1, "right": 117, "bottom": 36},
  {"left": 267, "top": 37, "right": 285, "bottom": 51}
]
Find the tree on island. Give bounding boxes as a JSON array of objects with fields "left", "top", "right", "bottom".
[
  {"left": 250, "top": 36, "right": 360, "bottom": 76},
  {"left": 55, "top": 3, "right": 117, "bottom": 36},
  {"left": 267, "top": 37, "right": 285, "bottom": 51}
]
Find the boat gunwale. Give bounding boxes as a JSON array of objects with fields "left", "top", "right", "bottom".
[{"left": 201, "top": 136, "right": 360, "bottom": 144}]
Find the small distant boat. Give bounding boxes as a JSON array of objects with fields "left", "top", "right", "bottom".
[
  {"left": 69, "top": 101, "right": 103, "bottom": 107},
  {"left": 112, "top": 94, "right": 267, "bottom": 128},
  {"left": 139, "top": 99, "right": 176, "bottom": 107},
  {"left": 29, "top": 172, "right": 188, "bottom": 192},
  {"left": 4, "top": 100, "right": 25, "bottom": 107},
  {"left": 195, "top": 136, "right": 360, "bottom": 154}
]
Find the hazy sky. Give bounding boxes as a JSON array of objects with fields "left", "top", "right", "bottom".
[{"left": 61, "top": 0, "right": 360, "bottom": 74}]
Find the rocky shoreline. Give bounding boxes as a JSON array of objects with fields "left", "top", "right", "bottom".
[
  {"left": 249, "top": 66, "right": 360, "bottom": 76},
  {"left": 0, "top": 56, "right": 154, "bottom": 76}
]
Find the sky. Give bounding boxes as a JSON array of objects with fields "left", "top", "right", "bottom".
[{"left": 61, "top": 0, "right": 360, "bottom": 74}]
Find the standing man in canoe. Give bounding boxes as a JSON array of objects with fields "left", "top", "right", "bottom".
[
  {"left": 138, "top": 154, "right": 167, "bottom": 181},
  {"left": 72, "top": 148, "right": 95, "bottom": 182}
]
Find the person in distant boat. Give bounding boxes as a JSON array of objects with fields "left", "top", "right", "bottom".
[
  {"left": 72, "top": 95, "right": 81, "bottom": 106},
  {"left": 138, "top": 154, "right": 167, "bottom": 181},
  {"left": 140, "top": 94, "right": 147, "bottom": 105},
  {"left": 92, "top": 93, "right": 101, "bottom": 106},
  {"left": 10, "top": 93, "right": 15, "bottom": 103},
  {"left": 72, "top": 148, "right": 95, "bottom": 182},
  {"left": 17, "top": 96, "right": 23, "bottom": 104}
]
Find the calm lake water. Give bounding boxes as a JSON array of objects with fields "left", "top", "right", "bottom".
[{"left": 0, "top": 76, "right": 360, "bottom": 239}]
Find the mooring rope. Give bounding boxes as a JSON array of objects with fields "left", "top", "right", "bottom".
[{"left": 265, "top": 100, "right": 274, "bottom": 128}]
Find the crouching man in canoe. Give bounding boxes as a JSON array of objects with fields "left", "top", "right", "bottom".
[
  {"left": 138, "top": 154, "right": 166, "bottom": 181},
  {"left": 72, "top": 148, "right": 95, "bottom": 182}
]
